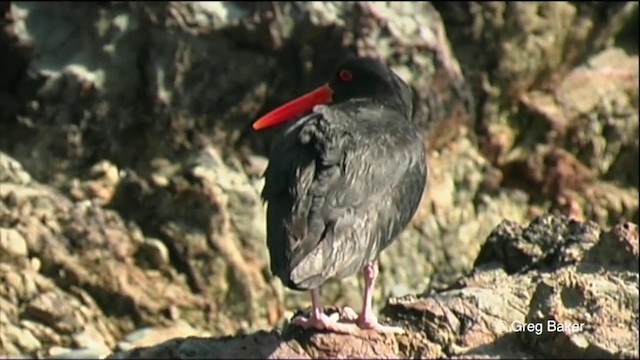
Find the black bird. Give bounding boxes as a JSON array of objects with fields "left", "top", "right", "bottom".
[{"left": 252, "top": 56, "right": 428, "bottom": 334}]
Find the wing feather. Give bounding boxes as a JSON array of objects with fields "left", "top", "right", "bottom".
[{"left": 262, "top": 101, "right": 427, "bottom": 290}]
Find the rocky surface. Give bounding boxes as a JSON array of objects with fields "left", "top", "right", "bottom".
[
  {"left": 0, "top": 1, "right": 638, "bottom": 359},
  {"left": 106, "top": 215, "right": 640, "bottom": 359}
]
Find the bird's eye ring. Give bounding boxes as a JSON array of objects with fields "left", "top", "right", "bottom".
[{"left": 339, "top": 69, "right": 353, "bottom": 82}]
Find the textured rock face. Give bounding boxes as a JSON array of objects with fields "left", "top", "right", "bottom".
[
  {"left": 0, "top": 1, "right": 638, "bottom": 358},
  {"left": 434, "top": 2, "right": 639, "bottom": 225},
  {"left": 105, "top": 215, "right": 639, "bottom": 359}
]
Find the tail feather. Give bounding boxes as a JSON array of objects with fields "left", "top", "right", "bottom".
[{"left": 289, "top": 243, "right": 324, "bottom": 289}]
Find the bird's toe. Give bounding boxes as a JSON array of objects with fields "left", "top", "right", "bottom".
[
  {"left": 357, "top": 315, "right": 405, "bottom": 334},
  {"left": 291, "top": 312, "right": 359, "bottom": 334},
  {"left": 339, "top": 306, "right": 359, "bottom": 322},
  {"left": 328, "top": 312, "right": 341, "bottom": 322}
]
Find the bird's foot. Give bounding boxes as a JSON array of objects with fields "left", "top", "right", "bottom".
[
  {"left": 339, "top": 306, "right": 359, "bottom": 321},
  {"left": 338, "top": 306, "right": 405, "bottom": 334},
  {"left": 291, "top": 312, "right": 359, "bottom": 334},
  {"left": 357, "top": 314, "right": 405, "bottom": 334}
]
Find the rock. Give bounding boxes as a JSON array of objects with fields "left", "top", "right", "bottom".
[
  {"left": 0, "top": 1, "right": 638, "bottom": 359},
  {"left": 473, "top": 214, "right": 602, "bottom": 273},
  {"left": 107, "top": 143, "right": 281, "bottom": 335},
  {"left": 0, "top": 228, "right": 28, "bottom": 258},
  {"left": 118, "top": 320, "right": 210, "bottom": 352},
  {"left": 2, "top": 0, "right": 489, "bottom": 339},
  {"left": 524, "top": 270, "right": 637, "bottom": 358},
  {"left": 106, "top": 331, "right": 311, "bottom": 360},
  {"left": 0, "top": 262, "right": 119, "bottom": 357},
  {"left": 435, "top": 2, "right": 638, "bottom": 97},
  {"left": 0, "top": 322, "right": 42, "bottom": 355},
  {"left": 68, "top": 160, "right": 121, "bottom": 205},
  {"left": 435, "top": 2, "right": 639, "bottom": 226},
  {"left": 105, "top": 215, "right": 639, "bottom": 359},
  {"left": 584, "top": 222, "right": 639, "bottom": 269},
  {"left": 72, "top": 325, "right": 112, "bottom": 355},
  {"left": 134, "top": 238, "right": 170, "bottom": 269},
  {"left": 0, "top": 152, "right": 31, "bottom": 185},
  {"left": 506, "top": 46, "right": 639, "bottom": 225},
  {"left": 48, "top": 346, "right": 108, "bottom": 359},
  {"left": 0, "top": 149, "right": 217, "bottom": 357}
]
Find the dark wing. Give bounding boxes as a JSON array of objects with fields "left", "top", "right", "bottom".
[{"left": 262, "top": 101, "right": 428, "bottom": 290}]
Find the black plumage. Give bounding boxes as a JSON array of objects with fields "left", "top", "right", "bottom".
[{"left": 253, "top": 57, "right": 428, "bottom": 333}]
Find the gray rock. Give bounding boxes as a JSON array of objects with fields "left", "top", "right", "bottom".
[{"left": 0, "top": 228, "right": 28, "bottom": 258}]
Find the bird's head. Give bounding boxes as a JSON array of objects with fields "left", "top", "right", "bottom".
[{"left": 252, "top": 56, "right": 413, "bottom": 131}]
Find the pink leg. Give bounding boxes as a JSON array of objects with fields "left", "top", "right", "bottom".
[
  {"left": 291, "top": 289, "right": 359, "bottom": 334},
  {"left": 355, "top": 262, "right": 405, "bottom": 333}
]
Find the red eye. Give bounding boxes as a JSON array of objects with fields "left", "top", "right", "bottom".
[{"left": 339, "top": 69, "right": 353, "bottom": 82}]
